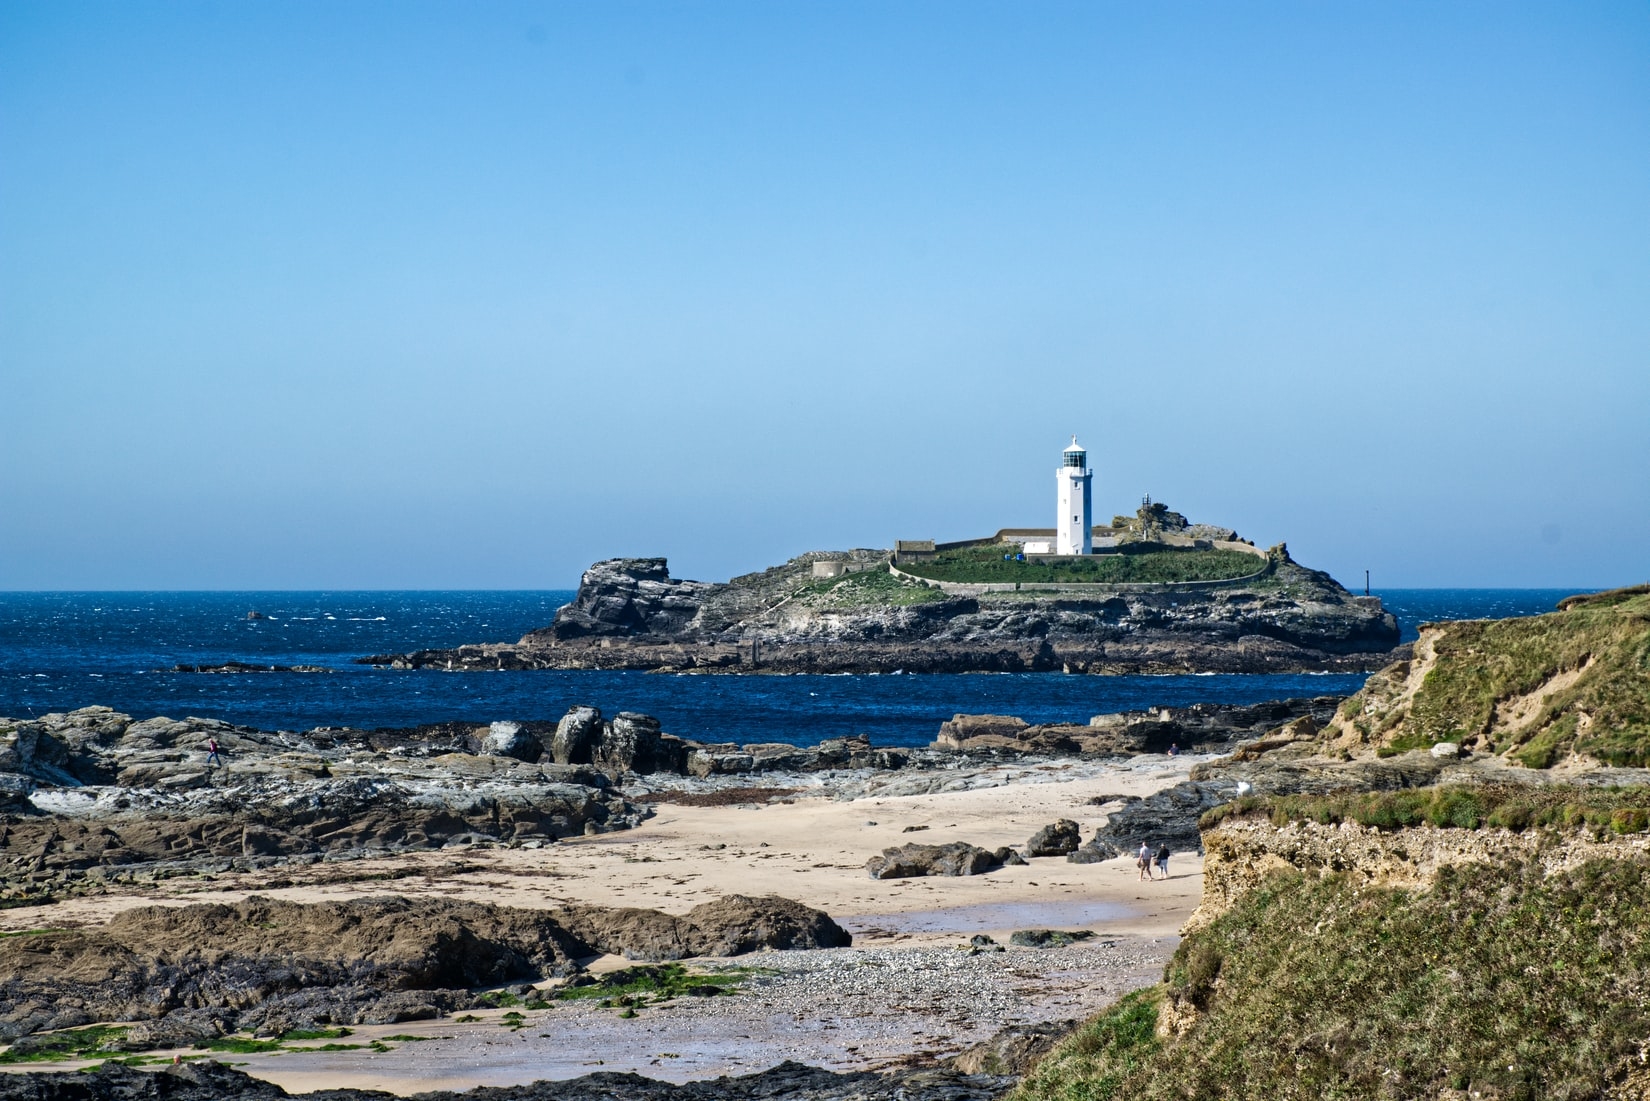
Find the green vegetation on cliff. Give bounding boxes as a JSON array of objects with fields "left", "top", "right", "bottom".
[
  {"left": 1014, "top": 854, "right": 1650, "bottom": 1101},
  {"left": 1201, "top": 784, "right": 1650, "bottom": 835},
  {"left": 896, "top": 545, "right": 1265, "bottom": 585},
  {"left": 797, "top": 568, "right": 947, "bottom": 608},
  {"left": 1331, "top": 586, "right": 1650, "bottom": 767}
]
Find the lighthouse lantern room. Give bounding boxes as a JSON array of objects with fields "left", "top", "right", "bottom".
[{"left": 1056, "top": 436, "right": 1093, "bottom": 555}]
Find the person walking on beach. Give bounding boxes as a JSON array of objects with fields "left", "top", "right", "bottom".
[
  {"left": 1155, "top": 843, "right": 1171, "bottom": 880},
  {"left": 1137, "top": 842, "right": 1153, "bottom": 881},
  {"left": 206, "top": 737, "right": 222, "bottom": 767}
]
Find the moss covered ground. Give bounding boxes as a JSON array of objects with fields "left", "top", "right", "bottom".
[
  {"left": 895, "top": 545, "right": 1264, "bottom": 585},
  {"left": 0, "top": 1024, "right": 411, "bottom": 1065},
  {"left": 1014, "top": 854, "right": 1650, "bottom": 1101},
  {"left": 553, "top": 962, "right": 750, "bottom": 1011}
]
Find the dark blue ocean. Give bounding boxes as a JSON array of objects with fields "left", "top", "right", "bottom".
[{"left": 0, "top": 590, "right": 1588, "bottom": 749}]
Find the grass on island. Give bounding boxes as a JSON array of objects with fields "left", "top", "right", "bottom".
[
  {"left": 1201, "top": 784, "right": 1650, "bottom": 836},
  {"left": 894, "top": 544, "right": 1265, "bottom": 586},
  {"left": 797, "top": 567, "right": 948, "bottom": 607},
  {"left": 1014, "top": 854, "right": 1650, "bottom": 1101},
  {"left": 1338, "top": 586, "right": 1650, "bottom": 766}
]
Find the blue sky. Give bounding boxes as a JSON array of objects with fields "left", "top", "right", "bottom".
[{"left": 3, "top": 2, "right": 1646, "bottom": 590}]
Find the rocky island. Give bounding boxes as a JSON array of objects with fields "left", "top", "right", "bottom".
[{"left": 362, "top": 502, "right": 1400, "bottom": 675}]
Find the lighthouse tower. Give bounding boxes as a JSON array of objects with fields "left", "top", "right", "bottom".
[{"left": 1056, "top": 436, "right": 1093, "bottom": 555}]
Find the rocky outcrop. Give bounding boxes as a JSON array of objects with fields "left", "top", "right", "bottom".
[
  {"left": 934, "top": 697, "right": 1345, "bottom": 756},
  {"left": 551, "top": 705, "right": 604, "bottom": 764},
  {"left": 866, "top": 842, "right": 1018, "bottom": 879},
  {"left": 596, "top": 712, "right": 682, "bottom": 774},
  {"left": 1066, "top": 782, "right": 1237, "bottom": 860},
  {"left": 949, "top": 1019, "right": 1079, "bottom": 1076},
  {"left": 360, "top": 546, "right": 1402, "bottom": 676},
  {"left": 0, "top": 894, "right": 848, "bottom": 1043},
  {"left": 481, "top": 721, "right": 541, "bottom": 761},
  {"left": 543, "top": 557, "right": 720, "bottom": 639},
  {"left": 0, "top": 708, "right": 647, "bottom": 903},
  {"left": 1024, "top": 819, "right": 1081, "bottom": 857},
  {"left": 0, "top": 1059, "right": 1013, "bottom": 1101},
  {"left": 553, "top": 895, "right": 851, "bottom": 961}
]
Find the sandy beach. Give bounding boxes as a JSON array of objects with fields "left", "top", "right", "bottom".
[{"left": 1, "top": 753, "right": 1206, "bottom": 1094}]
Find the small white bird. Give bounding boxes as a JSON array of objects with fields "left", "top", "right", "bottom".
[{"left": 1235, "top": 781, "right": 1254, "bottom": 798}]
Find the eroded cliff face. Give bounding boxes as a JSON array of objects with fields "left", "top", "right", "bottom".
[
  {"left": 1189, "top": 813, "right": 1650, "bottom": 935},
  {"left": 366, "top": 550, "right": 1401, "bottom": 675}
]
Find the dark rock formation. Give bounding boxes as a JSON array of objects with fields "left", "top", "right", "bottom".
[
  {"left": 1023, "top": 819, "right": 1082, "bottom": 857},
  {"left": 0, "top": 1059, "right": 1013, "bottom": 1101},
  {"left": 545, "top": 557, "right": 716, "bottom": 640},
  {"left": 0, "top": 895, "right": 847, "bottom": 1043},
  {"left": 950, "top": 1018, "right": 1079, "bottom": 1076},
  {"left": 866, "top": 842, "right": 1006, "bottom": 879},
  {"left": 1068, "top": 781, "right": 1229, "bottom": 859},
  {"left": 1008, "top": 929, "right": 1097, "bottom": 949},
  {"left": 551, "top": 705, "right": 604, "bottom": 765},
  {"left": 596, "top": 712, "right": 676, "bottom": 774},
  {"left": 935, "top": 697, "right": 1346, "bottom": 756},
  {"left": 0, "top": 708, "right": 644, "bottom": 904},
  {"left": 359, "top": 546, "right": 1402, "bottom": 676},
  {"left": 1065, "top": 744, "right": 1470, "bottom": 864},
  {"left": 554, "top": 895, "right": 851, "bottom": 961}
]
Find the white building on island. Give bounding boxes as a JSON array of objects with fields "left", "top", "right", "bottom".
[{"left": 1056, "top": 435, "right": 1093, "bottom": 555}]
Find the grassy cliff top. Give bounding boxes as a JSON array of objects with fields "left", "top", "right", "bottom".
[
  {"left": 1201, "top": 783, "right": 1650, "bottom": 835},
  {"left": 1324, "top": 585, "right": 1650, "bottom": 767},
  {"left": 1013, "top": 852, "right": 1650, "bottom": 1101},
  {"left": 895, "top": 544, "right": 1267, "bottom": 585}
]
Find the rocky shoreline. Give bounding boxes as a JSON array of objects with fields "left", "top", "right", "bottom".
[
  {"left": 359, "top": 549, "right": 1402, "bottom": 676},
  {"left": 0, "top": 695, "right": 1352, "bottom": 907},
  {"left": 0, "top": 692, "right": 1414, "bottom": 1099},
  {"left": 0, "top": 894, "right": 848, "bottom": 1046}
]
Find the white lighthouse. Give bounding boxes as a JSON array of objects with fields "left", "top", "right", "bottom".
[{"left": 1056, "top": 436, "right": 1093, "bottom": 555}]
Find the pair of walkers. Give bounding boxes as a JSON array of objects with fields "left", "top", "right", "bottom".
[{"left": 1137, "top": 842, "right": 1171, "bottom": 880}]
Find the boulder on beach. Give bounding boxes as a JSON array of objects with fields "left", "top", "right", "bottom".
[
  {"left": 866, "top": 842, "right": 1004, "bottom": 879},
  {"left": 554, "top": 894, "right": 851, "bottom": 961},
  {"left": 1024, "top": 819, "right": 1082, "bottom": 857}
]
